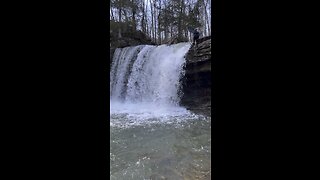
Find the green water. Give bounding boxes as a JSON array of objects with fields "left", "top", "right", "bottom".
[{"left": 110, "top": 115, "right": 211, "bottom": 180}]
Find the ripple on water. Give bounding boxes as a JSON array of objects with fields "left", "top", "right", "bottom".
[{"left": 110, "top": 112, "right": 211, "bottom": 180}]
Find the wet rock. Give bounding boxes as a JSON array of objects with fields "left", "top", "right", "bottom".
[{"left": 181, "top": 36, "right": 213, "bottom": 117}]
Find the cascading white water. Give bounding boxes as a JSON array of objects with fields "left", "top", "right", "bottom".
[{"left": 110, "top": 42, "right": 192, "bottom": 122}]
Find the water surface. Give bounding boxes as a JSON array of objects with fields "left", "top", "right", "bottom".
[{"left": 110, "top": 105, "right": 211, "bottom": 180}]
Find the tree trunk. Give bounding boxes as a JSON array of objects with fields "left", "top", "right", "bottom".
[
  {"left": 157, "top": 0, "right": 161, "bottom": 44},
  {"left": 177, "top": 1, "right": 183, "bottom": 41},
  {"left": 118, "top": 1, "right": 122, "bottom": 38},
  {"left": 203, "top": 0, "right": 210, "bottom": 36},
  {"left": 141, "top": 0, "right": 145, "bottom": 33},
  {"left": 149, "top": 0, "right": 154, "bottom": 42}
]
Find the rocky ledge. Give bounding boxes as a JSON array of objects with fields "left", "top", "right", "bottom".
[{"left": 181, "top": 36, "right": 213, "bottom": 117}]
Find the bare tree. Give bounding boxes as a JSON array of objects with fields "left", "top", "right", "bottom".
[{"left": 110, "top": 0, "right": 211, "bottom": 43}]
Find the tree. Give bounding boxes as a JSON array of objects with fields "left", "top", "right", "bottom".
[{"left": 110, "top": 0, "right": 211, "bottom": 44}]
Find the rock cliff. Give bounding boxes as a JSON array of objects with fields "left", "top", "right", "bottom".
[{"left": 181, "top": 36, "right": 212, "bottom": 117}]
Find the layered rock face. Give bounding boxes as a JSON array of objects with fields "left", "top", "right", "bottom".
[{"left": 180, "top": 36, "right": 212, "bottom": 116}]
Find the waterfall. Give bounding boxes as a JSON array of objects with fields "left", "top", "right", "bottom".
[{"left": 110, "top": 42, "right": 191, "bottom": 119}]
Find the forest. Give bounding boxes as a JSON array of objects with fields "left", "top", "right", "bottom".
[{"left": 110, "top": 0, "right": 211, "bottom": 44}]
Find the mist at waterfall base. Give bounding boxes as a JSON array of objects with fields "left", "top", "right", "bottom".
[{"left": 110, "top": 43, "right": 211, "bottom": 179}]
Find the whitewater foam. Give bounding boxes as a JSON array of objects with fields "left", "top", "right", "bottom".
[{"left": 110, "top": 42, "right": 193, "bottom": 126}]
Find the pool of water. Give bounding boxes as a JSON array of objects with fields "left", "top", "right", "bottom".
[{"left": 110, "top": 109, "right": 211, "bottom": 180}]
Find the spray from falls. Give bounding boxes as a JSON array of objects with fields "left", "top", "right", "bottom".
[{"left": 110, "top": 43, "right": 192, "bottom": 120}]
